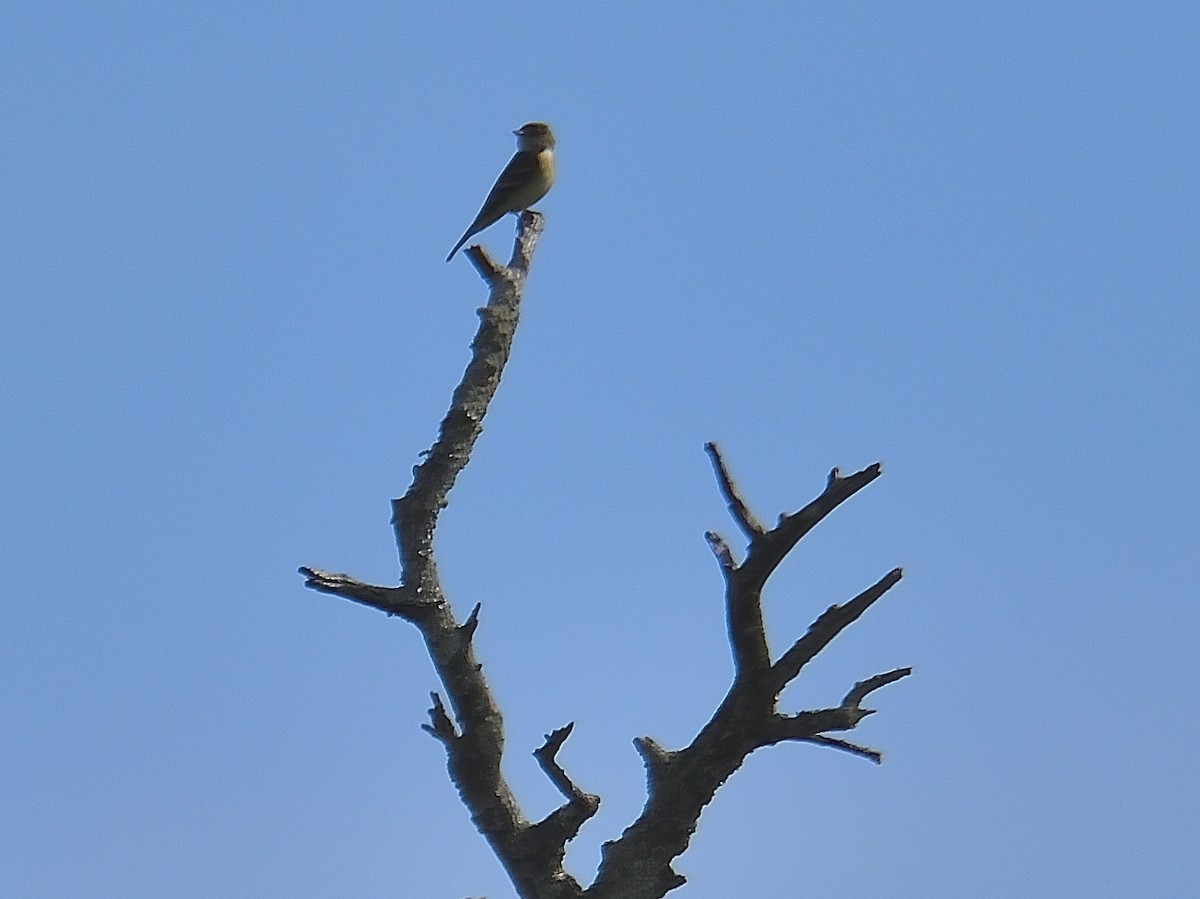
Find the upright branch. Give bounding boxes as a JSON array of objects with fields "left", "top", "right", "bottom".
[
  {"left": 301, "top": 213, "right": 598, "bottom": 899},
  {"left": 586, "top": 447, "right": 910, "bottom": 899},
  {"left": 299, "top": 216, "right": 912, "bottom": 899}
]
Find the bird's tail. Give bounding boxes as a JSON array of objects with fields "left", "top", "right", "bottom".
[{"left": 446, "top": 228, "right": 474, "bottom": 262}]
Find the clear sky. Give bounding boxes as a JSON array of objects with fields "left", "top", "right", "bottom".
[{"left": 2, "top": 3, "right": 1197, "bottom": 897}]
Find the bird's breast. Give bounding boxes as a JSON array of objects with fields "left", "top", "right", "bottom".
[{"left": 538, "top": 149, "right": 556, "bottom": 187}]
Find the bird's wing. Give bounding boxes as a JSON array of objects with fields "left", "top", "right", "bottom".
[
  {"left": 446, "top": 150, "right": 547, "bottom": 262},
  {"left": 478, "top": 150, "right": 543, "bottom": 214}
]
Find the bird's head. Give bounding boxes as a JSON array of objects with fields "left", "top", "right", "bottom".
[{"left": 514, "top": 122, "right": 556, "bottom": 152}]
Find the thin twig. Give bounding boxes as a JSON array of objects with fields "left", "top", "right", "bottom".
[
  {"left": 843, "top": 667, "right": 913, "bottom": 707},
  {"left": 422, "top": 692, "right": 457, "bottom": 744},
  {"left": 800, "top": 735, "right": 883, "bottom": 764},
  {"left": 704, "top": 442, "right": 766, "bottom": 538},
  {"left": 704, "top": 531, "right": 737, "bottom": 571},
  {"left": 772, "top": 568, "right": 904, "bottom": 687},
  {"left": 534, "top": 723, "right": 582, "bottom": 801}
]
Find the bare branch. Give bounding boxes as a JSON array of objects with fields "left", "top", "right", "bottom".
[
  {"left": 459, "top": 602, "right": 482, "bottom": 644},
  {"left": 505, "top": 210, "right": 546, "bottom": 276},
  {"left": 799, "top": 735, "right": 883, "bottom": 765},
  {"left": 704, "top": 531, "right": 736, "bottom": 571},
  {"left": 297, "top": 567, "right": 418, "bottom": 617},
  {"left": 769, "top": 706, "right": 874, "bottom": 737},
  {"left": 301, "top": 214, "right": 583, "bottom": 899},
  {"left": 632, "top": 736, "right": 676, "bottom": 784},
  {"left": 534, "top": 723, "right": 574, "bottom": 782},
  {"left": 422, "top": 692, "right": 458, "bottom": 745},
  {"left": 704, "top": 442, "right": 766, "bottom": 538},
  {"left": 588, "top": 463, "right": 907, "bottom": 898},
  {"left": 534, "top": 723, "right": 590, "bottom": 805},
  {"left": 772, "top": 568, "right": 904, "bottom": 689},
  {"left": 760, "top": 666, "right": 910, "bottom": 767},
  {"left": 464, "top": 244, "right": 506, "bottom": 282},
  {"left": 302, "top": 201, "right": 913, "bottom": 898},
  {"left": 530, "top": 723, "right": 600, "bottom": 850},
  {"left": 843, "top": 667, "right": 913, "bottom": 707},
  {"left": 708, "top": 465, "right": 890, "bottom": 694},
  {"left": 389, "top": 211, "right": 544, "bottom": 590},
  {"left": 461, "top": 209, "right": 546, "bottom": 281},
  {"left": 741, "top": 463, "right": 883, "bottom": 592}
]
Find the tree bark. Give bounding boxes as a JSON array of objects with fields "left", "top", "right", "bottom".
[{"left": 300, "top": 214, "right": 911, "bottom": 898}]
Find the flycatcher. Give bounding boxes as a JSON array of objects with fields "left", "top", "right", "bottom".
[{"left": 446, "top": 122, "right": 556, "bottom": 262}]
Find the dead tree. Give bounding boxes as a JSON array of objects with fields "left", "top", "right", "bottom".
[{"left": 299, "top": 213, "right": 911, "bottom": 898}]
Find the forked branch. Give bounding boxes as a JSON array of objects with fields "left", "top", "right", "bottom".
[
  {"left": 299, "top": 222, "right": 912, "bottom": 899},
  {"left": 587, "top": 449, "right": 910, "bottom": 898},
  {"left": 300, "top": 215, "right": 597, "bottom": 898}
]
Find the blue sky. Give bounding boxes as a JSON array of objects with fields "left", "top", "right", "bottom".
[{"left": 2, "top": 2, "right": 1197, "bottom": 897}]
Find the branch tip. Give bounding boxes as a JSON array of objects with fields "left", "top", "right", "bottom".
[
  {"left": 535, "top": 722, "right": 575, "bottom": 759},
  {"left": 704, "top": 441, "right": 767, "bottom": 538},
  {"left": 704, "top": 530, "right": 737, "bottom": 571},
  {"left": 423, "top": 692, "right": 457, "bottom": 744},
  {"left": 464, "top": 244, "right": 504, "bottom": 282},
  {"left": 803, "top": 734, "right": 884, "bottom": 764},
  {"left": 533, "top": 722, "right": 598, "bottom": 818},
  {"left": 772, "top": 569, "right": 907, "bottom": 689},
  {"left": 459, "top": 603, "right": 482, "bottom": 641},
  {"left": 633, "top": 736, "right": 674, "bottom": 773},
  {"left": 843, "top": 667, "right": 913, "bottom": 707}
]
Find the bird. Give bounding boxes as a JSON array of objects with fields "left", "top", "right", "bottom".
[{"left": 446, "top": 122, "right": 556, "bottom": 262}]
